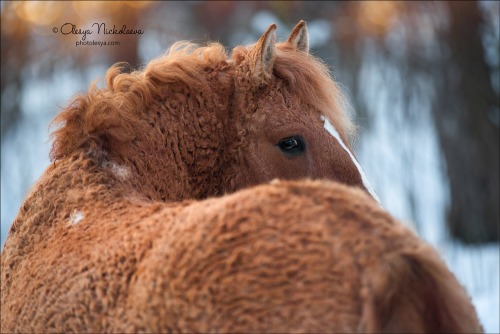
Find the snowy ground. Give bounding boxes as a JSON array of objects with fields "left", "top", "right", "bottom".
[{"left": 1, "top": 64, "right": 499, "bottom": 333}]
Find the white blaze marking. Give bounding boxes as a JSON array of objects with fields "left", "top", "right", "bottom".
[
  {"left": 320, "top": 115, "right": 381, "bottom": 203},
  {"left": 69, "top": 210, "right": 84, "bottom": 225}
]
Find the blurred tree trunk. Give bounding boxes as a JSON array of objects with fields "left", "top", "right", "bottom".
[
  {"left": 1, "top": 25, "right": 28, "bottom": 139},
  {"left": 433, "top": 1, "right": 499, "bottom": 243}
]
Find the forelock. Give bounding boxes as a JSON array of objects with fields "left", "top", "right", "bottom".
[{"left": 273, "top": 43, "right": 356, "bottom": 143}]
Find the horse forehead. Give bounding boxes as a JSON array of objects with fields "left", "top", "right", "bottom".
[{"left": 320, "top": 115, "right": 381, "bottom": 203}]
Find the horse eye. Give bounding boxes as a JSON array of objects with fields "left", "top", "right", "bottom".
[{"left": 277, "top": 136, "right": 306, "bottom": 157}]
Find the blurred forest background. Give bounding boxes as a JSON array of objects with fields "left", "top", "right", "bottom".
[{"left": 1, "top": 1, "right": 499, "bottom": 332}]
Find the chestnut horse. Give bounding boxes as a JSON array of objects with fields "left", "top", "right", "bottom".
[
  {"left": 1, "top": 22, "right": 481, "bottom": 333},
  {"left": 47, "top": 20, "right": 377, "bottom": 202}
]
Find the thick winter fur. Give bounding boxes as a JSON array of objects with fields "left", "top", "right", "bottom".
[
  {"left": 1, "top": 22, "right": 482, "bottom": 333},
  {"left": 47, "top": 23, "right": 357, "bottom": 202},
  {"left": 1, "top": 179, "right": 481, "bottom": 332}
]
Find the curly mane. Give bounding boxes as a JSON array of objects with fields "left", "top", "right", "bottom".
[
  {"left": 49, "top": 39, "right": 354, "bottom": 162},
  {"left": 49, "top": 42, "right": 228, "bottom": 161}
]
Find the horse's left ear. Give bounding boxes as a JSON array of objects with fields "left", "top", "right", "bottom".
[
  {"left": 287, "top": 20, "right": 309, "bottom": 53},
  {"left": 249, "top": 23, "right": 277, "bottom": 84}
]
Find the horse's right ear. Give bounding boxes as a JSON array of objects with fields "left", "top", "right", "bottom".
[
  {"left": 249, "top": 23, "right": 277, "bottom": 84},
  {"left": 287, "top": 20, "right": 309, "bottom": 53}
]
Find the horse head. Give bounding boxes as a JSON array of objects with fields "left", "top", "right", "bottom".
[
  {"left": 225, "top": 21, "right": 379, "bottom": 202},
  {"left": 49, "top": 21, "right": 378, "bottom": 202}
]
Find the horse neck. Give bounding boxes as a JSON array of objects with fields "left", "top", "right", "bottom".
[
  {"left": 107, "top": 83, "right": 231, "bottom": 201},
  {"left": 7, "top": 154, "right": 125, "bottom": 245}
]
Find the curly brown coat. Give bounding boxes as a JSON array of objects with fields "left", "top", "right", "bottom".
[{"left": 1, "top": 21, "right": 482, "bottom": 333}]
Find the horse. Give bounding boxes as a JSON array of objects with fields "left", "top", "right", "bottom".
[
  {"left": 46, "top": 20, "right": 378, "bottom": 202},
  {"left": 1, "top": 21, "right": 481, "bottom": 333}
]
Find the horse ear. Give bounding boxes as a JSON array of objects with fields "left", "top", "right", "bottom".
[
  {"left": 287, "top": 20, "right": 309, "bottom": 53},
  {"left": 358, "top": 248, "right": 483, "bottom": 333},
  {"left": 249, "top": 23, "right": 277, "bottom": 83}
]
